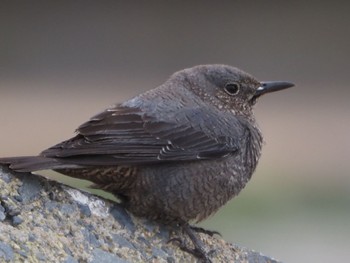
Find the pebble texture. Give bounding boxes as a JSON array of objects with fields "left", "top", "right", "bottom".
[{"left": 0, "top": 166, "right": 281, "bottom": 263}]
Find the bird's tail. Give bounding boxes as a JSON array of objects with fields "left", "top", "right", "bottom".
[{"left": 0, "top": 156, "right": 77, "bottom": 172}]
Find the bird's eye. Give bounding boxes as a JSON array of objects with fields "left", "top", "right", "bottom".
[{"left": 224, "top": 83, "right": 240, "bottom": 96}]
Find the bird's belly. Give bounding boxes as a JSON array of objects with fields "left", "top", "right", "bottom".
[{"left": 127, "top": 155, "right": 254, "bottom": 223}]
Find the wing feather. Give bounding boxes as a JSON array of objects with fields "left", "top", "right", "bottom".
[{"left": 41, "top": 104, "right": 243, "bottom": 165}]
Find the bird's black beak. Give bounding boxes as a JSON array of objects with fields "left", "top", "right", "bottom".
[{"left": 255, "top": 81, "right": 294, "bottom": 98}]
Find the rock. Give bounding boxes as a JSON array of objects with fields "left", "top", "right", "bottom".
[
  {"left": 0, "top": 166, "right": 281, "bottom": 263},
  {"left": 0, "top": 241, "right": 14, "bottom": 261},
  {"left": 0, "top": 205, "right": 5, "bottom": 221},
  {"left": 110, "top": 203, "right": 136, "bottom": 232},
  {"left": 18, "top": 173, "right": 42, "bottom": 203},
  {"left": 91, "top": 248, "right": 129, "bottom": 263},
  {"left": 64, "top": 255, "right": 79, "bottom": 263},
  {"left": 11, "top": 215, "right": 23, "bottom": 226}
]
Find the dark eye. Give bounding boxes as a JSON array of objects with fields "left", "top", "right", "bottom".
[{"left": 224, "top": 83, "right": 240, "bottom": 95}]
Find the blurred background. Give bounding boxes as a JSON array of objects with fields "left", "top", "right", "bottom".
[{"left": 1, "top": 1, "right": 349, "bottom": 262}]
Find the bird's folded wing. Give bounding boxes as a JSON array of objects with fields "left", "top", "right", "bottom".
[{"left": 41, "top": 105, "right": 243, "bottom": 165}]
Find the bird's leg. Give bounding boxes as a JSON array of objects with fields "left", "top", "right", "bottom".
[
  {"left": 168, "top": 223, "right": 213, "bottom": 263},
  {"left": 190, "top": 226, "right": 222, "bottom": 237}
]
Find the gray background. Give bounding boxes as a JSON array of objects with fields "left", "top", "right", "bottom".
[{"left": 1, "top": 2, "right": 349, "bottom": 262}]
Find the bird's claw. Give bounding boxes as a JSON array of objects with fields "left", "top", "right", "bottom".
[
  {"left": 167, "top": 237, "right": 184, "bottom": 246},
  {"left": 168, "top": 237, "right": 212, "bottom": 263},
  {"left": 190, "top": 226, "right": 222, "bottom": 237}
]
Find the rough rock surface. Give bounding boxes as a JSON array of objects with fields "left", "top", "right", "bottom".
[{"left": 0, "top": 166, "right": 281, "bottom": 263}]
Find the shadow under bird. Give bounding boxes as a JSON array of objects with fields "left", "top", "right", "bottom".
[{"left": 0, "top": 64, "right": 294, "bottom": 262}]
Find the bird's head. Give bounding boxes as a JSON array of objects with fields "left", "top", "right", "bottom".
[{"left": 177, "top": 64, "right": 294, "bottom": 119}]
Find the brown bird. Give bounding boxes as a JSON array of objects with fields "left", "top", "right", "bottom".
[{"left": 0, "top": 65, "right": 293, "bottom": 262}]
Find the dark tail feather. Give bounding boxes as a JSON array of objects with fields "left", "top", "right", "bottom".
[{"left": 0, "top": 156, "right": 80, "bottom": 172}]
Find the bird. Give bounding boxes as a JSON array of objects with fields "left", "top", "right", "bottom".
[{"left": 0, "top": 64, "right": 293, "bottom": 262}]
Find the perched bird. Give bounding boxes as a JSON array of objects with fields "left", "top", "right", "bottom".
[{"left": 0, "top": 65, "right": 293, "bottom": 262}]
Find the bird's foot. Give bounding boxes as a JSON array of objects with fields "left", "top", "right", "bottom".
[
  {"left": 190, "top": 226, "right": 222, "bottom": 237},
  {"left": 168, "top": 224, "right": 216, "bottom": 262},
  {"left": 168, "top": 237, "right": 213, "bottom": 263}
]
